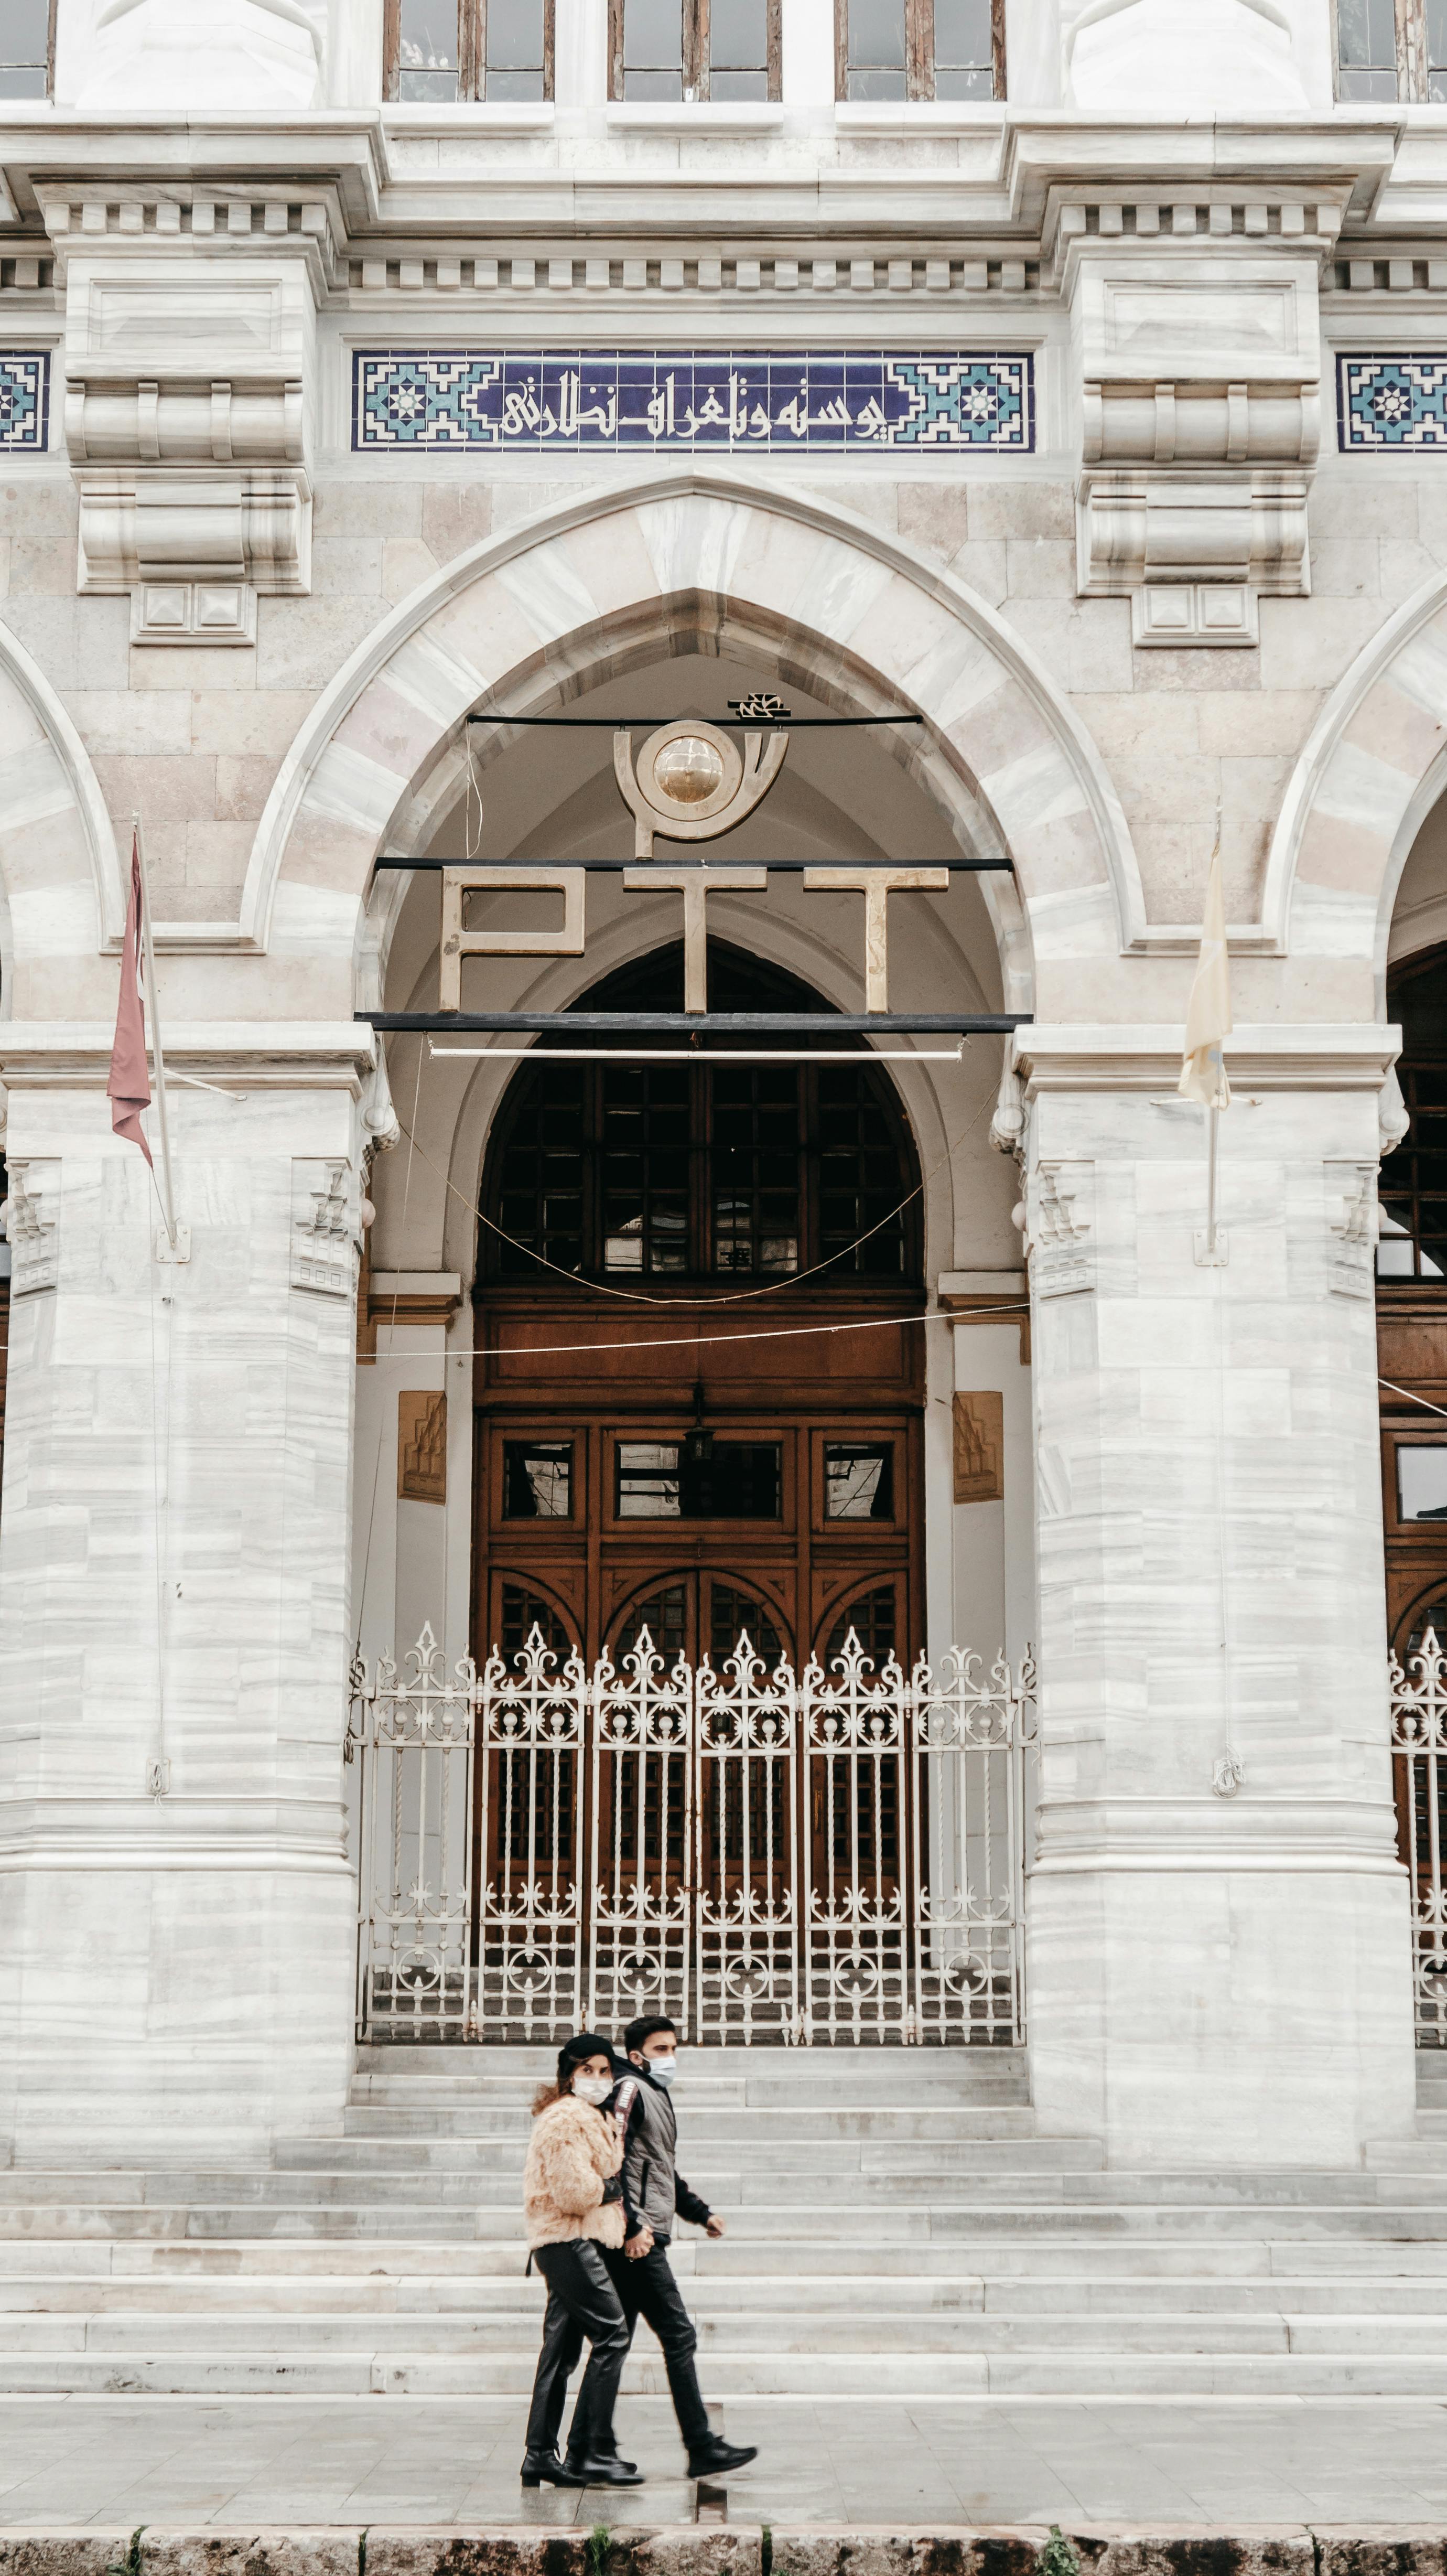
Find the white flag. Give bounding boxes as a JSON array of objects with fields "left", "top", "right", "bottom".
[{"left": 1179, "top": 845, "right": 1232, "bottom": 1109}]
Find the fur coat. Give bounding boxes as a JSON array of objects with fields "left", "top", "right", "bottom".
[{"left": 524, "top": 2091, "right": 627, "bottom": 2249}]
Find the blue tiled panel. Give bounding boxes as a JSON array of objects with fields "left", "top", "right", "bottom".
[
  {"left": 353, "top": 349, "right": 1033, "bottom": 453},
  {"left": 1340, "top": 355, "right": 1447, "bottom": 449},
  {"left": 0, "top": 355, "right": 48, "bottom": 452}
]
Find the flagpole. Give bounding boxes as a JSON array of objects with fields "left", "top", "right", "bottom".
[
  {"left": 132, "top": 812, "right": 177, "bottom": 1250},
  {"left": 1206, "top": 1102, "right": 1219, "bottom": 1259}
]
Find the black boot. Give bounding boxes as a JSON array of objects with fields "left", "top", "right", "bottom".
[
  {"left": 566, "top": 2453, "right": 646, "bottom": 2486},
  {"left": 521, "top": 2449, "right": 588, "bottom": 2487},
  {"left": 687, "top": 2438, "right": 758, "bottom": 2478}
]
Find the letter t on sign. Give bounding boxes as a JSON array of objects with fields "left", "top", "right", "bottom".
[
  {"left": 439, "top": 867, "right": 586, "bottom": 1011},
  {"left": 623, "top": 867, "right": 767, "bottom": 1012},
  {"left": 803, "top": 869, "right": 949, "bottom": 1013}
]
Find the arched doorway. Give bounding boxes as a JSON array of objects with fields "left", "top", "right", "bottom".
[
  {"left": 472, "top": 938, "right": 925, "bottom": 1672},
  {"left": 470, "top": 936, "right": 928, "bottom": 2042}
]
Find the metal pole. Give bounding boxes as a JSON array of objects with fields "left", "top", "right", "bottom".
[
  {"left": 1206, "top": 1103, "right": 1219, "bottom": 1257},
  {"left": 132, "top": 812, "right": 177, "bottom": 1249}
]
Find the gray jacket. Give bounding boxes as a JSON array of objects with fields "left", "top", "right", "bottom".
[{"left": 611, "top": 2068, "right": 712, "bottom": 2242}]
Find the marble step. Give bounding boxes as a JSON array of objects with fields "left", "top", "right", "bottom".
[
  {"left": 352, "top": 2047, "right": 1028, "bottom": 2087},
  {"left": 6, "top": 2269, "right": 1447, "bottom": 2314},
  {"left": 178, "top": 2156, "right": 1409, "bottom": 2199},
  {"left": 340, "top": 2105, "right": 1047, "bottom": 2139},
  {"left": 13, "top": 2198, "right": 1447, "bottom": 2241},
  {"left": 12, "top": 2234, "right": 1431, "bottom": 2279},
  {"left": 6, "top": 2347, "right": 1444, "bottom": 2398},
  {"left": 0, "top": 2305, "right": 1327, "bottom": 2354},
  {"left": 283, "top": 2133, "right": 1100, "bottom": 2170}
]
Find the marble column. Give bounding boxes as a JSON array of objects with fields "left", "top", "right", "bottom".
[
  {"left": 1018, "top": 1025, "right": 1417, "bottom": 2169},
  {"left": 0, "top": 1026, "right": 379, "bottom": 2166}
]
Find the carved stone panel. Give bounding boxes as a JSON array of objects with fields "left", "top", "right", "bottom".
[
  {"left": 291, "top": 1160, "right": 357, "bottom": 1299},
  {"left": 1328, "top": 1161, "right": 1378, "bottom": 1301},
  {"left": 3, "top": 1160, "right": 58, "bottom": 1296},
  {"left": 1029, "top": 1160, "right": 1095, "bottom": 1300},
  {"left": 398, "top": 1391, "right": 448, "bottom": 1505}
]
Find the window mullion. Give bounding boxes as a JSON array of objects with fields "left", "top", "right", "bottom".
[
  {"left": 694, "top": 1062, "right": 710, "bottom": 1276},
  {"left": 463, "top": 0, "right": 483, "bottom": 95},
  {"left": 908, "top": 0, "right": 934, "bottom": 100},
  {"left": 688, "top": 0, "right": 709, "bottom": 99},
  {"left": 1401, "top": 0, "right": 1426, "bottom": 92}
]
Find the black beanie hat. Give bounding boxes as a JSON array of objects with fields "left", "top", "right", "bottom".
[{"left": 557, "top": 2031, "right": 616, "bottom": 2090}]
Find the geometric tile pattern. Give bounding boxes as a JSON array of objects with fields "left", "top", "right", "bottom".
[
  {"left": 354, "top": 348, "right": 1033, "bottom": 452},
  {"left": 0, "top": 353, "right": 48, "bottom": 450},
  {"left": 1338, "top": 354, "right": 1447, "bottom": 449}
]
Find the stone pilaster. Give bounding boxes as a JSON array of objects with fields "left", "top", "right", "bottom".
[
  {"left": 1017, "top": 1026, "right": 1417, "bottom": 2167},
  {"left": 0, "top": 1026, "right": 379, "bottom": 2165}
]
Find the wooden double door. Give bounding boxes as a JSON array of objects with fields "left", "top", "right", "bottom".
[{"left": 469, "top": 1294, "right": 927, "bottom": 2024}]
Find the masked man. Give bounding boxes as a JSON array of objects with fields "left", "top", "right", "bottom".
[{"left": 608, "top": 2014, "right": 758, "bottom": 2481}]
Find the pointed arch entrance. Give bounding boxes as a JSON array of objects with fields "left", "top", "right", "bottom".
[
  {"left": 469, "top": 937, "right": 940, "bottom": 2044},
  {"left": 472, "top": 938, "right": 924, "bottom": 1675}
]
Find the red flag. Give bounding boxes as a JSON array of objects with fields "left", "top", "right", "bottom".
[{"left": 107, "top": 825, "right": 153, "bottom": 1168}]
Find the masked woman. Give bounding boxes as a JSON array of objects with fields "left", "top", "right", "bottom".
[{"left": 521, "top": 2032, "right": 645, "bottom": 2488}]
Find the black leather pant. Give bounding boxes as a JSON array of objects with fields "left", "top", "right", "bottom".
[
  {"left": 524, "top": 2239, "right": 630, "bottom": 2462},
  {"left": 604, "top": 2240, "right": 711, "bottom": 2455}
]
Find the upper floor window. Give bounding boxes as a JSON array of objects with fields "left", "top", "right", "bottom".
[
  {"left": 0, "top": 0, "right": 53, "bottom": 97},
  {"left": 838, "top": 0, "right": 1001, "bottom": 99},
  {"left": 480, "top": 941, "right": 921, "bottom": 1286},
  {"left": 385, "top": 0, "right": 552, "bottom": 100},
  {"left": 1336, "top": 0, "right": 1447, "bottom": 98},
  {"left": 609, "top": 0, "right": 780, "bottom": 98}
]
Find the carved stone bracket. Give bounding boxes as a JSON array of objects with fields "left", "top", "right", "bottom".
[
  {"left": 45, "top": 186, "right": 321, "bottom": 640},
  {"left": 1056, "top": 204, "right": 1331, "bottom": 646}
]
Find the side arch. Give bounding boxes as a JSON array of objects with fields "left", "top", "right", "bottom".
[
  {"left": 0, "top": 616, "right": 120, "bottom": 1008},
  {"left": 245, "top": 467, "right": 1147, "bottom": 1011},
  {"left": 1265, "top": 570, "right": 1447, "bottom": 1000}
]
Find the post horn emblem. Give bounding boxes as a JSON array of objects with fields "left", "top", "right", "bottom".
[{"left": 613, "top": 698, "right": 790, "bottom": 858}]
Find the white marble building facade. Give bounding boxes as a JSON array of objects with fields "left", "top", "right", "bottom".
[{"left": 0, "top": 0, "right": 1444, "bottom": 2181}]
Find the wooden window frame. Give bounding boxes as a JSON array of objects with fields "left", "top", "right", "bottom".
[
  {"left": 0, "top": 0, "right": 57, "bottom": 100},
  {"left": 604, "top": 1424, "right": 796, "bottom": 1534},
  {"left": 482, "top": 1056, "right": 921, "bottom": 1289},
  {"left": 384, "top": 0, "right": 554, "bottom": 102},
  {"left": 811, "top": 1427, "right": 903, "bottom": 1534},
  {"left": 608, "top": 0, "right": 782, "bottom": 102},
  {"left": 1333, "top": 0, "right": 1447, "bottom": 98},
  {"left": 1382, "top": 1428, "right": 1447, "bottom": 1543},
  {"left": 834, "top": 0, "right": 1004, "bottom": 102}
]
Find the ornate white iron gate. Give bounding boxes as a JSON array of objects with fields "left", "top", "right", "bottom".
[
  {"left": 349, "top": 1624, "right": 1035, "bottom": 2046},
  {"left": 1390, "top": 1626, "right": 1447, "bottom": 2045}
]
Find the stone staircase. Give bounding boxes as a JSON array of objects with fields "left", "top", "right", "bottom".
[{"left": 4, "top": 2045, "right": 1447, "bottom": 2398}]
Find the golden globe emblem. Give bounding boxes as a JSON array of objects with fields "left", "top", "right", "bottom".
[{"left": 653, "top": 734, "right": 725, "bottom": 806}]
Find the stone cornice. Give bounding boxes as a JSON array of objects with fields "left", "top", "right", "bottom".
[
  {"left": 0, "top": 1023, "right": 379, "bottom": 1089},
  {"left": 0, "top": 109, "right": 1419, "bottom": 256},
  {"left": 1014, "top": 1024, "right": 1401, "bottom": 1093}
]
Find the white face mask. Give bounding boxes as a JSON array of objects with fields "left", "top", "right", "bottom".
[
  {"left": 647, "top": 2057, "right": 678, "bottom": 2087},
  {"left": 573, "top": 2075, "right": 613, "bottom": 2106}
]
